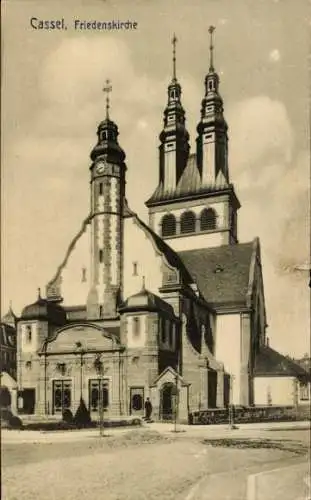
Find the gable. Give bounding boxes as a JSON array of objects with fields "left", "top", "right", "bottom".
[
  {"left": 44, "top": 323, "right": 120, "bottom": 354},
  {"left": 151, "top": 366, "right": 190, "bottom": 387}
]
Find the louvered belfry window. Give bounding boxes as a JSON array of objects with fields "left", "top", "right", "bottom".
[
  {"left": 200, "top": 208, "right": 217, "bottom": 231},
  {"left": 161, "top": 214, "right": 176, "bottom": 237},
  {"left": 180, "top": 211, "right": 196, "bottom": 234}
]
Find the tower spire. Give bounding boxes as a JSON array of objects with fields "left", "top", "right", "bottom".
[
  {"left": 103, "top": 79, "right": 112, "bottom": 119},
  {"left": 208, "top": 25, "right": 215, "bottom": 72},
  {"left": 172, "top": 34, "right": 177, "bottom": 81}
]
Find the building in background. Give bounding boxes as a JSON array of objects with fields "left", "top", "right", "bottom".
[{"left": 1, "top": 306, "right": 17, "bottom": 379}]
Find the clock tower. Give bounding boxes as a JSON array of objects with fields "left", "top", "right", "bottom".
[{"left": 87, "top": 81, "right": 126, "bottom": 319}]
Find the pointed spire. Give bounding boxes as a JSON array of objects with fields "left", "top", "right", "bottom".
[
  {"left": 208, "top": 26, "right": 216, "bottom": 72},
  {"left": 37, "top": 287, "right": 41, "bottom": 300},
  {"left": 141, "top": 275, "right": 146, "bottom": 291},
  {"left": 103, "top": 79, "right": 112, "bottom": 119},
  {"left": 172, "top": 34, "right": 177, "bottom": 82}
]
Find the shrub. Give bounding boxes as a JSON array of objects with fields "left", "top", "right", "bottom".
[
  {"left": 74, "top": 398, "right": 92, "bottom": 428},
  {"left": 62, "top": 409, "right": 74, "bottom": 423},
  {"left": 0, "top": 386, "right": 11, "bottom": 408}
]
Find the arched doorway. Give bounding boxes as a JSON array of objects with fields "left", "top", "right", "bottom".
[{"left": 160, "top": 382, "right": 177, "bottom": 421}]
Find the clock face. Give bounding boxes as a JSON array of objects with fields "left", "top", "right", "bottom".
[{"left": 96, "top": 161, "right": 106, "bottom": 174}]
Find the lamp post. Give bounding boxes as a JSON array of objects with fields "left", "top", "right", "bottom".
[
  {"left": 75, "top": 342, "right": 85, "bottom": 402},
  {"left": 229, "top": 374, "right": 235, "bottom": 429},
  {"left": 173, "top": 373, "right": 179, "bottom": 433},
  {"left": 94, "top": 354, "right": 104, "bottom": 437}
]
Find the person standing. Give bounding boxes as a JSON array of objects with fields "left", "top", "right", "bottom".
[{"left": 144, "top": 397, "right": 152, "bottom": 421}]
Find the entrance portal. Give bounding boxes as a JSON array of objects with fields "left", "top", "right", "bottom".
[
  {"left": 20, "top": 388, "right": 35, "bottom": 414},
  {"left": 160, "top": 382, "right": 177, "bottom": 421},
  {"left": 208, "top": 370, "right": 217, "bottom": 408}
]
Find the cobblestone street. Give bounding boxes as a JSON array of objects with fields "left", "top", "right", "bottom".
[{"left": 2, "top": 426, "right": 309, "bottom": 500}]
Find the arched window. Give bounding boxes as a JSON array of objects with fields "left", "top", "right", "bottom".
[
  {"left": 180, "top": 211, "right": 196, "bottom": 234},
  {"left": 200, "top": 208, "right": 217, "bottom": 231},
  {"left": 26, "top": 325, "right": 32, "bottom": 343},
  {"left": 133, "top": 317, "right": 140, "bottom": 337},
  {"left": 161, "top": 214, "right": 176, "bottom": 237}
]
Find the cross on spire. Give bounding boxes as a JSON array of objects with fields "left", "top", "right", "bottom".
[
  {"left": 208, "top": 26, "right": 216, "bottom": 72},
  {"left": 172, "top": 34, "right": 177, "bottom": 81},
  {"left": 103, "top": 79, "right": 112, "bottom": 119}
]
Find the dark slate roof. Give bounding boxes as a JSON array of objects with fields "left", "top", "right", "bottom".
[
  {"left": 295, "top": 357, "right": 311, "bottom": 374},
  {"left": 21, "top": 296, "right": 67, "bottom": 326},
  {"left": 178, "top": 242, "right": 255, "bottom": 306},
  {"left": 119, "top": 287, "right": 176, "bottom": 317},
  {"left": 254, "top": 345, "right": 310, "bottom": 378},
  {"left": 175, "top": 154, "right": 201, "bottom": 195},
  {"left": 145, "top": 153, "right": 238, "bottom": 206}
]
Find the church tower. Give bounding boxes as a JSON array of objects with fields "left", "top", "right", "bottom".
[
  {"left": 146, "top": 28, "right": 240, "bottom": 252},
  {"left": 87, "top": 81, "right": 126, "bottom": 319},
  {"left": 196, "top": 26, "right": 229, "bottom": 186},
  {"left": 158, "top": 35, "right": 190, "bottom": 193}
]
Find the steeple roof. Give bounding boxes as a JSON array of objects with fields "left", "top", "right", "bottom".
[
  {"left": 21, "top": 289, "right": 67, "bottom": 325},
  {"left": 146, "top": 153, "right": 240, "bottom": 206},
  {"left": 119, "top": 286, "right": 176, "bottom": 317},
  {"left": 90, "top": 80, "right": 126, "bottom": 164},
  {"left": 1, "top": 305, "right": 17, "bottom": 328}
]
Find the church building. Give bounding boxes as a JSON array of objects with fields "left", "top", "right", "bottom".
[{"left": 14, "top": 29, "right": 305, "bottom": 421}]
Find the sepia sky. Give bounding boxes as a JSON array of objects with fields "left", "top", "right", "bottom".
[{"left": 1, "top": 0, "right": 310, "bottom": 357}]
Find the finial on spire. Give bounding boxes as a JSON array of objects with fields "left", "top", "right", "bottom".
[
  {"left": 172, "top": 34, "right": 177, "bottom": 81},
  {"left": 103, "top": 79, "right": 112, "bottom": 119},
  {"left": 142, "top": 275, "right": 146, "bottom": 290},
  {"left": 208, "top": 26, "right": 216, "bottom": 72}
]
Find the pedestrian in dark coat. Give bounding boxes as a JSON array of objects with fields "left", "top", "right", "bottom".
[{"left": 144, "top": 397, "right": 152, "bottom": 420}]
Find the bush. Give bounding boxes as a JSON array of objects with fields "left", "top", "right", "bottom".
[
  {"left": 62, "top": 409, "right": 74, "bottom": 423},
  {"left": 0, "top": 386, "right": 11, "bottom": 408},
  {"left": 74, "top": 398, "right": 92, "bottom": 428},
  {"left": 1, "top": 407, "right": 23, "bottom": 429}
]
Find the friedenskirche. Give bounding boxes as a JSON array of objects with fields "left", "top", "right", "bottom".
[{"left": 74, "top": 20, "right": 138, "bottom": 30}]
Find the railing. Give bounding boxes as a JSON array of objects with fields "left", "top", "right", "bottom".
[{"left": 189, "top": 405, "right": 310, "bottom": 425}]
